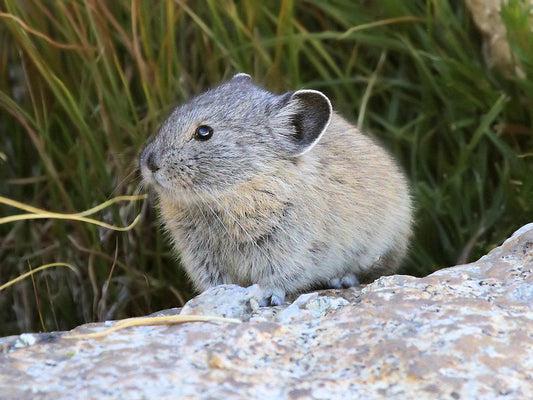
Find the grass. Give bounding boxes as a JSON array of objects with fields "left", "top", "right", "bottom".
[{"left": 0, "top": 0, "right": 532, "bottom": 337}]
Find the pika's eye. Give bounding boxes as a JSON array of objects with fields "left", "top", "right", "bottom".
[{"left": 194, "top": 125, "right": 213, "bottom": 141}]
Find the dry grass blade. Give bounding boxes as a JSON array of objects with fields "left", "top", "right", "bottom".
[
  {"left": 64, "top": 315, "right": 242, "bottom": 339},
  {"left": 0, "top": 194, "right": 147, "bottom": 230},
  {"left": 0, "top": 11, "right": 96, "bottom": 51},
  {"left": 0, "top": 263, "right": 78, "bottom": 292}
]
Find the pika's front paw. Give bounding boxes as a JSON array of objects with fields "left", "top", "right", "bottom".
[{"left": 258, "top": 289, "right": 286, "bottom": 307}]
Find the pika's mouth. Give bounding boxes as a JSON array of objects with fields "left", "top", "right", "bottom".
[
  {"left": 140, "top": 143, "right": 165, "bottom": 189},
  {"left": 140, "top": 161, "right": 194, "bottom": 202},
  {"left": 139, "top": 157, "right": 158, "bottom": 184},
  {"left": 141, "top": 166, "right": 169, "bottom": 193}
]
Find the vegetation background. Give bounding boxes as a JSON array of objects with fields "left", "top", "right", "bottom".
[{"left": 0, "top": 0, "right": 531, "bottom": 337}]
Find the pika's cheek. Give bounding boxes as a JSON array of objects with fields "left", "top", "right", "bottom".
[{"left": 156, "top": 160, "right": 199, "bottom": 192}]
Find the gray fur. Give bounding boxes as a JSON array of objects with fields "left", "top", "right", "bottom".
[{"left": 140, "top": 74, "right": 413, "bottom": 306}]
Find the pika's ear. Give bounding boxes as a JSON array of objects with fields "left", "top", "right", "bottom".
[
  {"left": 275, "top": 89, "right": 332, "bottom": 156},
  {"left": 231, "top": 73, "right": 252, "bottom": 83}
]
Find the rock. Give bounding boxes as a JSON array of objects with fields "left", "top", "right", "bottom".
[
  {"left": 0, "top": 223, "right": 532, "bottom": 399},
  {"left": 465, "top": 0, "right": 531, "bottom": 78},
  {"left": 276, "top": 292, "right": 350, "bottom": 324},
  {"left": 180, "top": 284, "right": 263, "bottom": 321}
]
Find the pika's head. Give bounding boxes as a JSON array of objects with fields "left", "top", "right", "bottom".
[{"left": 140, "top": 74, "right": 332, "bottom": 201}]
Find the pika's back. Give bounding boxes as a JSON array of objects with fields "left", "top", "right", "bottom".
[{"left": 140, "top": 74, "right": 413, "bottom": 306}]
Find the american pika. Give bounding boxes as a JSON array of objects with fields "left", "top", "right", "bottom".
[{"left": 140, "top": 73, "right": 413, "bottom": 306}]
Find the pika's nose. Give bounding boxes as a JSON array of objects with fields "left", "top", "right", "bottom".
[
  {"left": 141, "top": 145, "right": 160, "bottom": 173},
  {"left": 146, "top": 152, "right": 159, "bottom": 172}
]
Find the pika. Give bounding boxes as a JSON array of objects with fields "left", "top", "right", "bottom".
[{"left": 140, "top": 73, "right": 413, "bottom": 306}]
